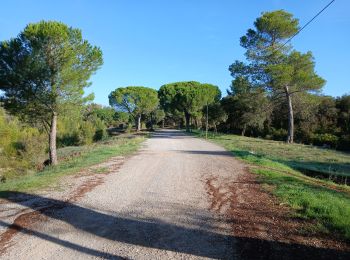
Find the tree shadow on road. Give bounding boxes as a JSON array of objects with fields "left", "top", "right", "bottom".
[
  {"left": 0, "top": 191, "right": 233, "bottom": 259},
  {"left": 0, "top": 191, "right": 349, "bottom": 259}
]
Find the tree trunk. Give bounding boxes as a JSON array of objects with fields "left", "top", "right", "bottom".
[
  {"left": 205, "top": 103, "right": 209, "bottom": 139},
  {"left": 49, "top": 112, "right": 58, "bottom": 165},
  {"left": 185, "top": 112, "right": 190, "bottom": 132},
  {"left": 285, "top": 86, "right": 294, "bottom": 143},
  {"left": 162, "top": 119, "right": 165, "bottom": 128},
  {"left": 241, "top": 124, "right": 246, "bottom": 136},
  {"left": 136, "top": 115, "right": 141, "bottom": 132}
]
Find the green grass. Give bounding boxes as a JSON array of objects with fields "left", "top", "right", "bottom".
[
  {"left": 254, "top": 168, "right": 350, "bottom": 240},
  {"left": 193, "top": 130, "right": 350, "bottom": 241},
  {"left": 0, "top": 136, "right": 144, "bottom": 196},
  {"left": 196, "top": 131, "right": 350, "bottom": 179}
]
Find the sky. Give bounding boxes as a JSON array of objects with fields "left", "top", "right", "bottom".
[{"left": 1, "top": 0, "right": 349, "bottom": 106}]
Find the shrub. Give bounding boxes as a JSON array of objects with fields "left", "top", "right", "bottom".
[
  {"left": 267, "top": 128, "right": 288, "bottom": 141},
  {"left": 0, "top": 107, "right": 47, "bottom": 179},
  {"left": 16, "top": 128, "right": 47, "bottom": 169},
  {"left": 77, "top": 121, "right": 96, "bottom": 145},
  {"left": 311, "top": 133, "right": 339, "bottom": 148},
  {"left": 92, "top": 118, "right": 108, "bottom": 141}
]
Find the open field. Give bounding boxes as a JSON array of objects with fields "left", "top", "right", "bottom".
[
  {"left": 193, "top": 131, "right": 350, "bottom": 241},
  {"left": 0, "top": 135, "right": 145, "bottom": 195}
]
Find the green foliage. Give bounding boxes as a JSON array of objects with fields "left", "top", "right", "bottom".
[
  {"left": 223, "top": 75, "right": 270, "bottom": 135},
  {"left": 85, "top": 104, "right": 116, "bottom": 127},
  {"left": 0, "top": 20, "right": 103, "bottom": 164},
  {"left": 254, "top": 168, "right": 350, "bottom": 240},
  {"left": 77, "top": 121, "right": 96, "bottom": 145},
  {"left": 230, "top": 10, "right": 325, "bottom": 143},
  {"left": 0, "top": 136, "right": 144, "bottom": 194},
  {"left": 0, "top": 107, "right": 47, "bottom": 180},
  {"left": 266, "top": 128, "right": 288, "bottom": 141},
  {"left": 154, "top": 109, "right": 166, "bottom": 124},
  {"left": 159, "top": 81, "right": 221, "bottom": 131},
  {"left": 0, "top": 20, "right": 103, "bottom": 122},
  {"left": 337, "top": 95, "right": 350, "bottom": 134},
  {"left": 266, "top": 51, "right": 325, "bottom": 94},
  {"left": 145, "top": 109, "right": 166, "bottom": 129},
  {"left": 240, "top": 10, "right": 299, "bottom": 62},
  {"left": 311, "top": 134, "right": 339, "bottom": 149},
  {"left": 205, "top": 103, "right": 227, "bottom": 132},
  {"left": 56, "top": 104, "right": 109, "bottom": 147},
  {"left": 193, "top": 131, "right": 350, "bottom": 240},
  {"left": 194, "top": 131, "right": 350, "bottom": 179},
  {"left": 109, "top": 86, "right": 159, "bottom": 131}
]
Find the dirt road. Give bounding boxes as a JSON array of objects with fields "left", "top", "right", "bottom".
[{"left": 0, "top": 130, "right": 247, "bottom": 259}]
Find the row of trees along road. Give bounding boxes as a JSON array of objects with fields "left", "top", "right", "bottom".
[
  {"left": 0, "top": 21, "right": 103, "bottom": 165},
  {"left": 108, "top": 82, "right": 220, "bottom": 136},
  {"left": 0, "top": 10, "right": 348, "bottom": 169}
]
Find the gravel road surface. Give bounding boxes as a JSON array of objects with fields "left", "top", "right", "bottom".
[{"left": 0, "top": 130, "right": 247, "bottom": 259}]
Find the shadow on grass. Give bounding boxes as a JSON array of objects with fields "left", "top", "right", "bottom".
[{"left": 228, "top": 148, "right": 350, "bottom": 183}]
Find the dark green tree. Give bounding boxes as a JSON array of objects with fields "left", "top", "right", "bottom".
[
  {"left": 205, "top": 103, "right": 227, "bottom": 133},
  {"left": 158, "top": 81, "right": 220, "bottom": 132},
  {"left": 0, "top": 21, "right": 103, "bottom": 165},
  {"left": 336, "top": 95, "right": 350, "bottom": 135},
  {"left": 231, "top": 10, "right": 324, "bottom": 143},
  {"left": 223, "top": 76, "right": 270, "bottom": 136},
  {"left": 266, "top": 51, "right": 325, "bottom": 142},
  {"left": 108, "top": 86, "right": 159, "bottom": 131},
  {"left": 85, "top": 104, "right": 116, "bottom": 127}
]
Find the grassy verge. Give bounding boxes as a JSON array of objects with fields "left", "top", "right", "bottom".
[
  {"left": 0, "top": 135, "right": 145, "bottom": 196},
  {"left": 193, "top": 130, "right": 350, "bottom": 241}
]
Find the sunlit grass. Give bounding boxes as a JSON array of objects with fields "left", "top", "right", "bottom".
[
  {"left": 0, "top": 136, "right": 144, "bottom": 196},
  {"left": 193, "top": 130, "right": 350, "bottom": 241}
]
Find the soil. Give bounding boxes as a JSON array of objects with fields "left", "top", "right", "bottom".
[{"left": 205, "top": 167, "right": 350, "bottom": 259}]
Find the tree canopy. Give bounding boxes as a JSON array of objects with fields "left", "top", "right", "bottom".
[
  {"left": 230, "top": 10, "right": 325, "bottom": 143},
  {"left": 108, "top": 86, "right": 159, "bottom": 131},
  {"left": 158, "top": 81, "right": 221, "bottom": 131}
]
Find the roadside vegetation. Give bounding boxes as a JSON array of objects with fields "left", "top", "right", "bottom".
[
  {"left": 194, "top": 131, "right": 350, "bottom": 241},
  {"left": 0, "top": 7, "right": 349, "bottom": 244},
  {"left": 0, "top": 135, "right": 144, "bottom": 196}
]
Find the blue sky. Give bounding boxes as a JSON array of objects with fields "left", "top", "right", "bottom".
[{"left": 1, "top": 0, "right": 349, "bottom": 105}]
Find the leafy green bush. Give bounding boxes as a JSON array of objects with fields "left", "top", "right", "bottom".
[
  {"left": 267, "top": 128, "right": 288, "bottom": 141},
  {"left": 16, "top": 128, "right": 47, "bottom": 169},
  {"left": 0, "top": 108, "right": 47, "bottom": 179},
  {"left": 77, "top": 121, "right": 96, "bottom": 145},
  {"left": 92, "top": 117, "right": 108, "bottom": 141},
  {"left": 311, "top": 133, "right": 339, "bottom": 148}
]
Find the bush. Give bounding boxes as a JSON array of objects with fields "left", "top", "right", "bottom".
[
  {"left": 311, "top": 133, "right": 339, "bottom": 148},
  {"left": 0, "top": 108, "right": 47, "bottom": 179},
  {"left": 92, "top": 118, "right": 108, "bottom": 141},
  {"left": 77, "top": 121, "right": 96, "bottom": 145},
  {"left": 57, "top": 132, "right": 80, "bottom": 147},
  {"left": 267, "top": 128, "right": 288, "bottom": 141},
  {"left": 16, "top": 128, "right": 47, "bottom": 169}
]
